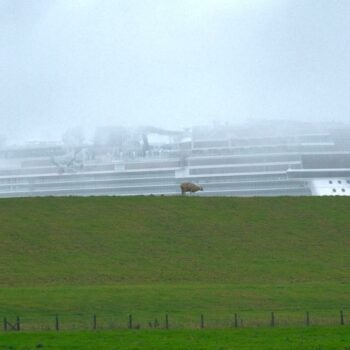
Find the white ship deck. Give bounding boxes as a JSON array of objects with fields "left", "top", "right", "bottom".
[{"left": 1, "top": 125, "right": 350, "bottom": 197}]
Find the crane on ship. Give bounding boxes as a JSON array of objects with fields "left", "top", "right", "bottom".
[{"left": 137, "top": 126, "right": 183, "bottom": 155}]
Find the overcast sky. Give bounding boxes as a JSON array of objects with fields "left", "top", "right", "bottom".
[{"left": 1, "top": 0, "right": 349, "bottom": 142}]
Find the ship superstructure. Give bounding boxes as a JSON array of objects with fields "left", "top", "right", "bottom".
[{"left": 1, "top": 121, "right": 350, "bottom": 197}]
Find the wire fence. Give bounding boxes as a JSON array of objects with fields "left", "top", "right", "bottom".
[{"left": 1, "top": 310, "right": 348, "bottom": 332}]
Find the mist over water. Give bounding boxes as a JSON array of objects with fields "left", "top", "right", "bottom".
[{"left": 1, "top": 0, "right": 350, "bottom": 145}]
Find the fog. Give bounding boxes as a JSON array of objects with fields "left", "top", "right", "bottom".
[{"left": 1, "top": 0, "right": 350, "bottom": 144}]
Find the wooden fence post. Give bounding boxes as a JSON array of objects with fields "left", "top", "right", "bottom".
[
  {"left": 3, "top": 318, "right": 7, "bottom": 332},
  {"left": 128, "top": 314, "right": 132, "bottom": 329},
  {"left": 93, "top": 314, "right": 97, "bottom": 330},
  {"left": 55, "top": 315, "right": 59, "bottom": 331},
  {"left": 306, "top": 311, "right": 310, "bottom": 326},
  {"left": 271, "top": 312, "right": 275, "bottom": 327},
  {"left": 234, "top": 313, "right": 238, "bottom": 328},
  {"left": 16, "top": 317, "right": 20, "bottom": 331},
  {"left": 165, "top": 314, "right": 169, "bottom": 329},
  {"left": 200, "top": 314, "right": 204, "bottom": 329},
  {"left": 340, "top": 310, "right": 344, "bottom": 326}
]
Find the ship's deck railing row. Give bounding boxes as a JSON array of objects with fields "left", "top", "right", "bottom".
[
  {"left": 0, "top": 184, "right": 311, "bottom": 198},
  {"left": 189, "top": 162, "right": 302, "bottom": 175},
  {"left": 188, "top": 154, "right": 301, "bottom": 166},
  {"left": 190, "top": 143, "right": 335, "bottom": 156},
  {"left": 0, "top": 178, "right": 307, "bottom": 194},
  {"left": 0, "top": 168, "right": 177, "bottom": 180},
  {"left": 287, "top": 169, "right": 350, "bottom": 179},
  {"left": 187, "top": 150, "right": 350, "bottom": 161},
  {"left": 0, "top": 172, "right": 289, "bottom": 190}
]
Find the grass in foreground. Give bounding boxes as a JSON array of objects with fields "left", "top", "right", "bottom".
[{"left": 1, "top": 327, "right": 350, "bottom": 350}]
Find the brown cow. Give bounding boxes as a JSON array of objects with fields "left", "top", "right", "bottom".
[{"left": 180, "top": 182, "right": 203, "bottom": 196}]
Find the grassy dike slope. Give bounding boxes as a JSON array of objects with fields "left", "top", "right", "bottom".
[{"left": 0, "top": 196, "right": 349, "bottom": 320}]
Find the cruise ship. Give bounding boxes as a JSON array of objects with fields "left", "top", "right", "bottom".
[{"left": 1, "top": 121, "right": 350, "bottom": 198}]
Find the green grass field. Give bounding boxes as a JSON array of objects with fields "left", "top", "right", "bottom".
[
  {"left": 0, "top": 196, "right": 349, "bottom": 333},
  {"left": 1, "top": 327, "right": 350, "bottom": 350}
]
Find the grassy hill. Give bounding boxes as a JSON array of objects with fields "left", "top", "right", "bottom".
[{"left": 0, "top": 196, "right": 349, "bottom": 326}]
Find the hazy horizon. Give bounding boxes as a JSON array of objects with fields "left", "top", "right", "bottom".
[{"left": 1, "top": 0, "right": 350, "bottom": 143}]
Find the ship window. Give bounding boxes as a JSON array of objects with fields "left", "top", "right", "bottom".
[
  {"left": 329, "top": 180, "right": 333, "bottom": 184},
  {"left": 347, "top": 180, "right": 350, "bottom": 184},
  {"left": 342, "top": 189, "right": 346, "bottom": 192},
  {"left": 338, "top": 180, "right": 342, "bottom": 184},
  {"left": 333, "top": 189, "right": 337, "bottom": 193}
]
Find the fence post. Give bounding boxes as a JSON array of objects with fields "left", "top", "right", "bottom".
[
  {"left": 165, "top": 314, "right": 169, "bottom": 329},
  {"left": 234, "top": 313, "right": 238, "bottom": 328},
  {"left": 306, "top": 311, "right": 310, "bottom": 326},
  {"left": 340, "top": 310, "right": 344, "bottom": 326},
  {"left": 55, "top": 315, "right": 59, "bottom": 331},
  {"left": 271, "top": 312, "right": 275, "bottom": 327},
  {"left": 3, "top": 318, "right": 7, "bottom": 332},
  {"left": 200, "top": 314, "right": 204, "bottom": 329},
  {"left": 93, "top": 314, "right": 97, "bottom": 330},
  {"left": 16, "top": 316, "right": 20, "bottom": 331},
  {"left": 128, "top": 314, "right": 132, "bottom": 329}
]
